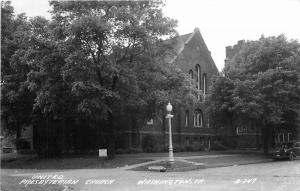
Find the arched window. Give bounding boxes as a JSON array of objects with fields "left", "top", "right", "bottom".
[
  {"left": 203, "top": 73, "right": 207, "bottom": 99},
  {"left": 195, "top": 64, "right": 201, "bottom": 100},
  {"left": 185, "top": 110, "right": 189, "bottom": 126},
  {"left": 194, "top": 109, "right": 203, "bottom": 128},
  {"left": 195, "top": 64, "right": 201, "bottom": 88},
  {"left": 189, "top": 70, "right": 193, "bottom": 79}
]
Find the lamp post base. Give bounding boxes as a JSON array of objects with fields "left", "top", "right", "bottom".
[
  {"left": 167, "top": 160, "right": 175, "bottom": 166},
  {"left": 168, "top": 147, "right": 175, "bottom": 164}
]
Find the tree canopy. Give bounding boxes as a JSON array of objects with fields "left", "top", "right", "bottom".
[
  {"left": 208, "top": 35, "right": 300, "bottom": 153},
  {"left": 1, "top": 1, "right": 197, "bottom": 157}
]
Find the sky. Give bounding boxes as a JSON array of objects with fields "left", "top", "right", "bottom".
[{"left": 10, "top": 0, "right": 300, "bottom": 71}]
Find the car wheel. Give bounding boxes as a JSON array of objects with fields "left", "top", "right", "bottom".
[{"left": 289, "top": 153, "right": 294, "bottom": 161}]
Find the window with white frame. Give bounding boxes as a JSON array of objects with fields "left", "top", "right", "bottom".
[
  {"left": 185, "top": 110, "right": 189, "bottom": 127},
  {"left": 194, "top": 109, "right": 203, "bottom": 128}
]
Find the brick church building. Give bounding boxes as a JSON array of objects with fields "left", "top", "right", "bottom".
[
  {"left": 116, "top": 28, "right": 219, "bottom": 151},
  {"left": 117, "top": 32, "right": 299, "bottom": 152}
]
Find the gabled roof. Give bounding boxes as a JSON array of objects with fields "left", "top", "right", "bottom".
[
  {"left": 165, "top": 28, "right": 219, "bottom": 72},
  {"left": 164, "top": 31, "right": 195, "bottom": 62}
]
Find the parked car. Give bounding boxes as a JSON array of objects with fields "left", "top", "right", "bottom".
[{"left": 273, "top": 142, "right": 299, "bottom": 161}]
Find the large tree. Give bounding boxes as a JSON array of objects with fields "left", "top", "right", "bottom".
[
  {"left": 1, "top": 2, "right": 36, "bottom": 138},
  {"left": 1, "top": 1, "right": 196, "bottom": 157},
  {"left": 48, "top": 0, "right": 196, "bottom": 158},
  {"left": 208, "top": 35, "right": 300, "bottom": 154},
  {"left": 1, "top": 2, "right": 74, "bottom": 155}
]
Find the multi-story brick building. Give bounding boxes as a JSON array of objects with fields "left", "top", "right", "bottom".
[
  {"left": 116, "top": 28, "right": 219, "bottom": 151},
  {"left": 225, "top": 40, "right": 299, "bottom": 148},
  {"left": 223, "top": 40, "right": 262, "bottom": 148}
]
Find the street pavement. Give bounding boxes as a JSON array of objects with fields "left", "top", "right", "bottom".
[{"left": 1, "top": 154, "right": 300, "bottom": 191}]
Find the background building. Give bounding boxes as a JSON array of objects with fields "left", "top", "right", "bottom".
[{"left": 224, "top": 40, "right": 299, "bottom": 148}]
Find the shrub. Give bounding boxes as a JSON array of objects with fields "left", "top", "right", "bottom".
[
  {"left": 116, "top": 148, "right": 130, "bottom": 154},
  {"left": 173, "top": 144, "right": 185, "bottom": 152},
  {"left": 142, "top": 135, "right": 158, "bottom": 153},
  {"left": 211, "top": 142, "right": 228, "bottom": 151},
  {"left": 17, "top": 149, "right": 35, "bottom": 154},
  {"left": 193, "top": 143, "right": 206, "bottom": 151},
  {"left": 184, "top": 143, "right": 206, "bottom": 152},
  {"left": 157, "top": 144, "right": 167, "bottom": 152},
  {"left": 129, "top": 148, "right": 143, "bottom": 154},
  {"left": 35, "top": 138, "right": 62, "bottom": 158},
  {"left": 15, "top": 139, "right": 30, "bottom": 150},
  {"left": 161, "top": 144, "right": 185, "bottom": 152},
  {"left": 185, "top": 145, "right": 196, "bottom": 152},
  {"left": 116, "top": 148, "right": 142, "bottom": 154}
]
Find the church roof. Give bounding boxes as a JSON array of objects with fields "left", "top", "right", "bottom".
[{"left": 166, "top": 28, "right": 218, "bottom": 72}]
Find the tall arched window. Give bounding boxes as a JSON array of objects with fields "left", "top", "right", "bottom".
[
  {"left": 185, "top": 110, "right": 189, "bottom": 126},
  {"left": 203, "top": 73, "right": 207, "bottom": 100},
  {"left": 189, "top": 70, "right": 193, "bottom": 80},
  {"left": 194, "top": 109, "right": 203, "bottom": 128},
  {"left": 195, "top": 64, "right": 201, "bottom": 100}
]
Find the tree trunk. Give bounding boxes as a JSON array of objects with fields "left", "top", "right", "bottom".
[
  {"left": 107, "top": 74, "right": 118, "bottom": 158},
  {"left": 128, "top": 114, "right": 132, "bottom": 148},
  {"left": 107, "top": 112, "right": 116, "bottom": 159},
  {"left": 263, "top": 125, "right": 270, "bottom": 155},
  {"left": 62, "top": 118, "right": 66, "bottom": 153},
  {"left": 96, "top": 121, "right": 101, "bottom": 148},
  {"left": 16, "top": 122, "right": 22, "bottom": 139},
  {"left": 256, "top": 122, "right": 261, "bottom": 150}
]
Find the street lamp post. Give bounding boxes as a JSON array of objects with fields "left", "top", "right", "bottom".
[{"left": 166, "top": 102, "right": 174, "bottom": 163}]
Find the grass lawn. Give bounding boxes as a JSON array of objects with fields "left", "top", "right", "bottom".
[{"left": 1, "top": 155, "right": 152, "bottom": 169}]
